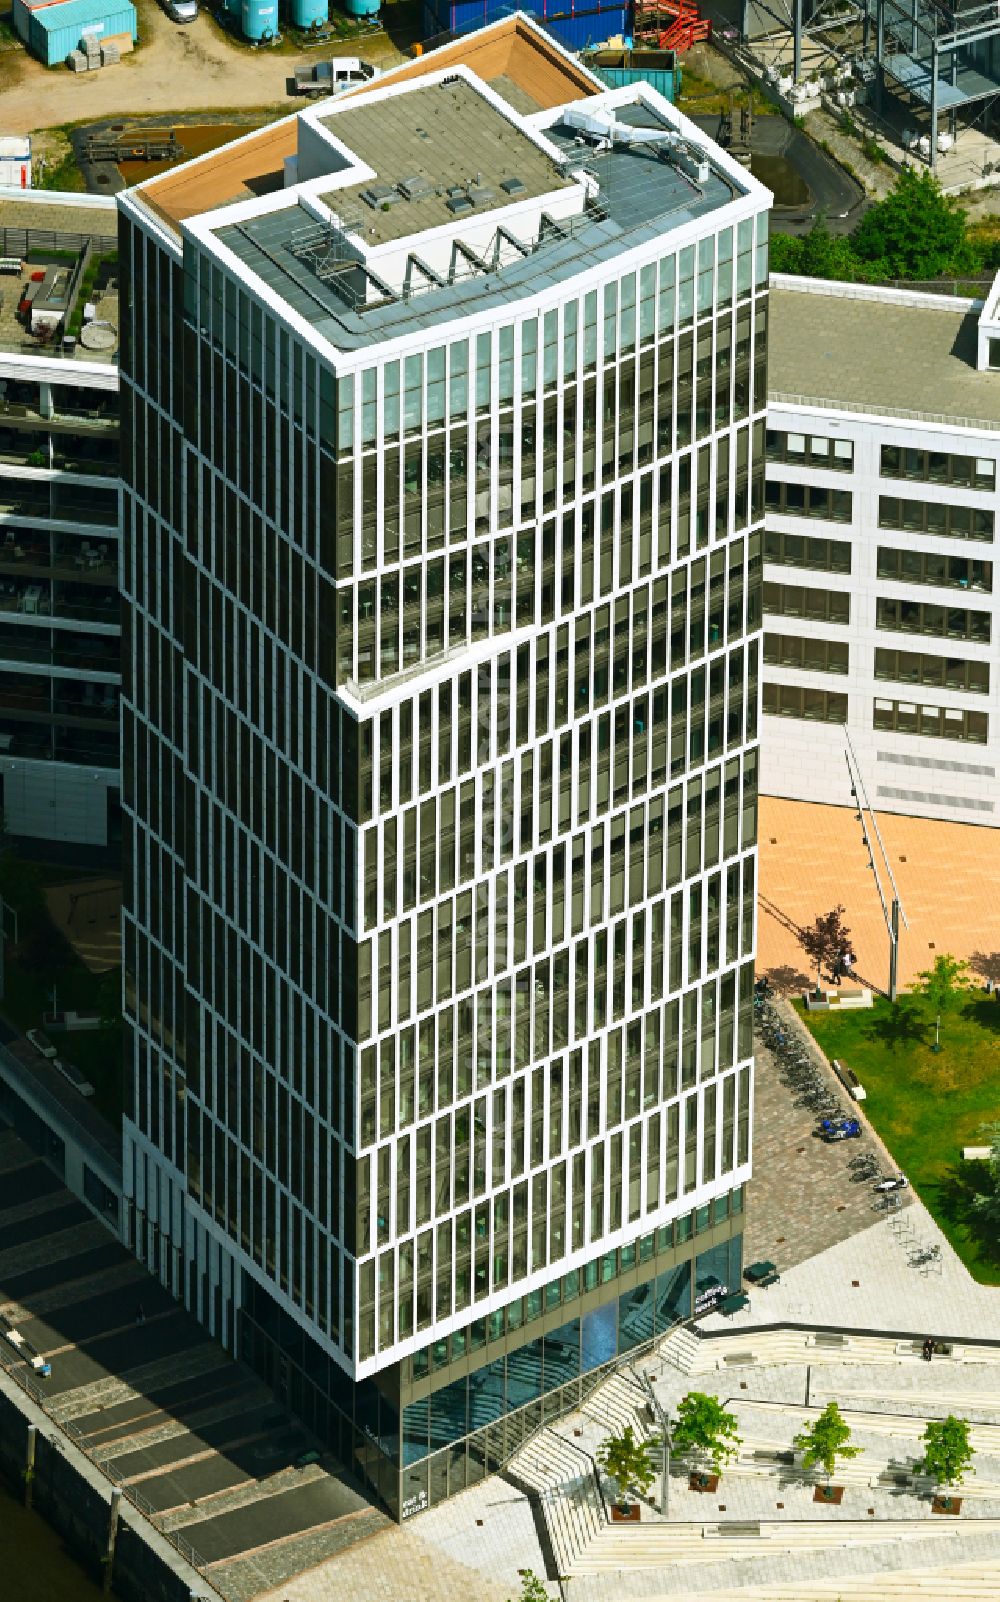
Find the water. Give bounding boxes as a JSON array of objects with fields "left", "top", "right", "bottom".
[
  {"left": 749, "top": 152, "right": 811, "bottom": 208},
  {"left": 116, "top": 123, "right": 252, "bottom": 184},
  {"left": 0, "top": 1485, "right": 108, "bottom": 1601}
]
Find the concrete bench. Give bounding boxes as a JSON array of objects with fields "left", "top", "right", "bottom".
[
  {"left": 964, "top": 1146, "right": 992, "bottom": 1160},
  {"left": 704, "top": 1522, "right": 764, "bottom": 1539},
  {"left": 831, "top": 1058, "right": 866, "bottom": 1101}
]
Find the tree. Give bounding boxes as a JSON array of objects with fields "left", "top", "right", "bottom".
[
  {"left": 506, "top": 1572, "right": 548, "bottom": 1602},
  {"left": 596, "top": 1425, "right": 656, "bottom": 1508},
  {"left": 914, "top": 953, "right": 972, "bottom": 1051},
  {"left": 669, "top": 1392, "right": 742, "bottom": 1475},
  {"left": 851, "top": 169, "right": 969, "bottom": 280},
  {"left": 972, "top": 1120, "right": 1000, "bottom": 1226},
  {"left": 796, "top": 904, "right": 852, "bottom": 996},
  {"left": 793, "top": 1401, "right": 861, "bottom": 1483},
  {"left": 919, "top": 1415, "right": 975, "bottom": 1488}
]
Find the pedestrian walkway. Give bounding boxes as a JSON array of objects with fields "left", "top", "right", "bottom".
[{"left": 0, "top": 1122, "right": 390, "bottom": 1602}]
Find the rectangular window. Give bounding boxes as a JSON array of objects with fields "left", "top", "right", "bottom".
[
  {"left": 875, "top": 596, "right": 990, "bottom": 643},
  {"left": 763, "top": 581, "right": 849, "bottom": 624},
  {"left": 874, "top": 647, "right": 989, "bottom": 695},
  {"left": 876, "top": 546, "right": 992, "bottom": 593},
  {"left": 880, "top": 443, "right": 995, "bottom": 490},
  {"left": 873, "top": 696, "right": 988, "bottom": 744},
  {"left": 767, "top": 430, "right": 854, "bottom": 472},
  {"left": 763, "top": 632, "right": 849, "bottom": 675},
  {"left": 878, "top": 495, "right": 993, "bottom": 543},
  {"left": 765, "top": 480, "right": 853, "bottom": 522},
  {"left": 764, "top": 529, "right": 851, "bottom": 574},
  {"left": 762, "top": 683, "right": 847, "bottom": 723}
]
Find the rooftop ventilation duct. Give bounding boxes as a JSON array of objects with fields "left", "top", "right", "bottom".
[{"left": 562, "top": 104, "right": 710, "bottom": 185}]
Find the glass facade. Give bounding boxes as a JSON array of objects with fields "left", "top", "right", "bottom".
[
  {"left": 119, "top": 59, "right": 767, "bottom": 1521},
  {"left": 240, "top": 1203, "right": 743, "bottom": 1519}
]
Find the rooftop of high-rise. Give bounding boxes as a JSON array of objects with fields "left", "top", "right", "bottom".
[
  {"left": 0, "top": 192, "right": 119, "bottom": 367},
  {"left": 127, "top": 14, "right": 764, "bottom": 355}
]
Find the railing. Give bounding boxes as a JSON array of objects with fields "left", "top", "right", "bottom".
[
  {"left": 0, "top": 1309, "right": 219, "bottom": 1591},
  {"left": 769, "top": 388, "right": 1000, "bottom": 435}
]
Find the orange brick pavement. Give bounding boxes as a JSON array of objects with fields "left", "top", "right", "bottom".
[{"left": 757, "top": 798, "right": 1000, "bottom": 994}]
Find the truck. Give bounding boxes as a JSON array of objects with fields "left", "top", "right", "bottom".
[{"left": 291, "top": 56, "right": 379, "bottom": 97}]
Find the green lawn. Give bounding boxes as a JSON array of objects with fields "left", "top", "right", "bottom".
[{"left": 796, "top": 993, "right": 1000, "bottom": 1285}]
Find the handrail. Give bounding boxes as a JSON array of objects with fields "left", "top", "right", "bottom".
[{"left": 0, "top": 1324, "right": 219, "bottom": 1591}]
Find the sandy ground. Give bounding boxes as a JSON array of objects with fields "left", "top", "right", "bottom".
[
  {"left": 757, "top": 796, "right": 1000, "bottom": 995},
  {"left": 0, "top": 0, "right": 407, "bottom": 135}
]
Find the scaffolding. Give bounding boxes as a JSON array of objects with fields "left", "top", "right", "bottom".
[{"left": 779, "top": 0, "right": 1000, "bottom": 167}]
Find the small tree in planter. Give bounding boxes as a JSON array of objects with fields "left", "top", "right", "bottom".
[
  {"left": 793, "top": 1401, "right": 861, "bottom": 1501},
  {"left": 596, "top": 1425, "right": 656, "bottom": 1516},
  {"left": 670, "top": 1392, "right": 742, "bottom": 1486},
  {"left": 919, "top": 1414, "right": 975, "bottom": 1511}
]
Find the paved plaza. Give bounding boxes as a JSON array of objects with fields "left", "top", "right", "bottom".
[
  {"left": 743, "top": 999, "right": 909, "bottom": 1273},
  {"left": 757, "top": 796, "right": 1000, "bottom": 995}
]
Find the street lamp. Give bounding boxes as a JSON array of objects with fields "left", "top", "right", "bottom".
[{"left": 641, "top": 1370, "right": 671, "bottom": 1517}]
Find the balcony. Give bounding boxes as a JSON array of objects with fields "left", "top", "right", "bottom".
[{"left": 0, "top": 572, "right": 120, "bottom": 626}]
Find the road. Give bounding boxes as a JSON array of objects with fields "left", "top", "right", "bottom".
[{"left": 0, "top": 0, "right": 406, "bottom": 135}]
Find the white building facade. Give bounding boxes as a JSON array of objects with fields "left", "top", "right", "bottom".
[
  {"left": 765, "top": 277, "right": 1000, "bottom": 826},
  {"left": 119, "top": 19, "right": 769, "bottom": 1517}
]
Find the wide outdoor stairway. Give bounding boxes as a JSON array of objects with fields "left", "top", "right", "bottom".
[
  {"left": 505, "top": 1425, "right": 605, "bottom": 1575},
  {"left": 658, "top": 1324, "right": 1000, "bottom": 1376},
  {"left": 660, "top": 1553, "right": 1000, "bottom": 1602},
  {"left": 566, "top": 1518, "right": 1000, "bottom": 1575}
]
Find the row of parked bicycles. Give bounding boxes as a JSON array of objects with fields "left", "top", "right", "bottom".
[{"left": 755, "top": 984, "right": 908, "bottom": 1212}]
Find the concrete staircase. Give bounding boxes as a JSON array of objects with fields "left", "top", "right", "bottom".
[
  {"left": 657, "top": 1324, "right": 1000, "bottom": 1376},
  {"left": 656, "top": 1554, "right": 1000, "bottom": 1602},
  {"left": 506, "top": 1424, "right": 606, "bottom": 1576},
  {"left": 567, "top": 1517, "right": 1000, "bottom": 1574}
]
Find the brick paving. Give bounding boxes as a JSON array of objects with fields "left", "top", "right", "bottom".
[
  {"left": 743, "top": 998, "right": 911, "bottom": 1274},
  {"left": 757, "top": 797, "right": 1000, "bottom": 996}
]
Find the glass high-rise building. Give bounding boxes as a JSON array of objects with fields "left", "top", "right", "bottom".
[{"left": 118, "top": 16, "right": 770, "bottom": 1519}]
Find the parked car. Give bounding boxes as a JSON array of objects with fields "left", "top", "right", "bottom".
[
  {"left": 874, "top": 1174, "right": 908, "bottom": 1193},
  {"left": 820, "top": 1119, "right": 862, "bottom": 1142},
  {"left": 164, "top": 0, "right": 198, "bottom": 21}
]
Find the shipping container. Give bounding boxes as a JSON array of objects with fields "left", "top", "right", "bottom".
[
  {"left": 423, "top": 0, "right": 628, "bottom": 45},
  {"left": 11, "top": 0, "right": 66, "bottom": 43},
  {"left": 27, "top": 0, "right": 137, "bottom": 64},
  {"left": 581, "top": 45, "right": 679, "bottom": 98}
]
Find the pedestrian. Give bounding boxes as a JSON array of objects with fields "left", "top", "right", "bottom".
[{"left": 135, "top": 1302, "right": 145, "bottom": 1326}]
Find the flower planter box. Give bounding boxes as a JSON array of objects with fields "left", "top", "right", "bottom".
[
  {"left": 689, "top": 1472, "right": 720, "bottom": 1493},
  {"left": 932, "top": 1495, "right": 962, "bottom": 1515},
  {"left": 611, "top": 1503, "right": 641, "bottom": 1522},
  {"left": 813, "top": 1484, "right": 844, "bottom": 1504}
]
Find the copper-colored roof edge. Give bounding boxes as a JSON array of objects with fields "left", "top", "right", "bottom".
[{"left": 134, "top": 11, "right": 600, "bottom": 233}]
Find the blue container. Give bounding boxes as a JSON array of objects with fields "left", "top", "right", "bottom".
[
  {"left": 543, "top": 6, "right": 628, "bottom": 49},
  {"left": 343, "top": 0, "right": 379, "bottom": 13},
  {"left": 29, "top": 0, "right": 137, "bottom": 65},
  {"left": 241, "top": 0, "right": 277, "bottom": 36},
  {"left": 289, "top": 0, "right": 327, "bottom": 22}
]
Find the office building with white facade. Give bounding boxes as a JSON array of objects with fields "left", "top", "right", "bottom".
[
  {"left": 118, "top": 14, "right": 769, "bottom": 1517},
  {"left": 765, "top": 276, "right": 1000, "bottom": 826},
  {"left": 0, "top": 191, "right": 121, "bottom": 854}
]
